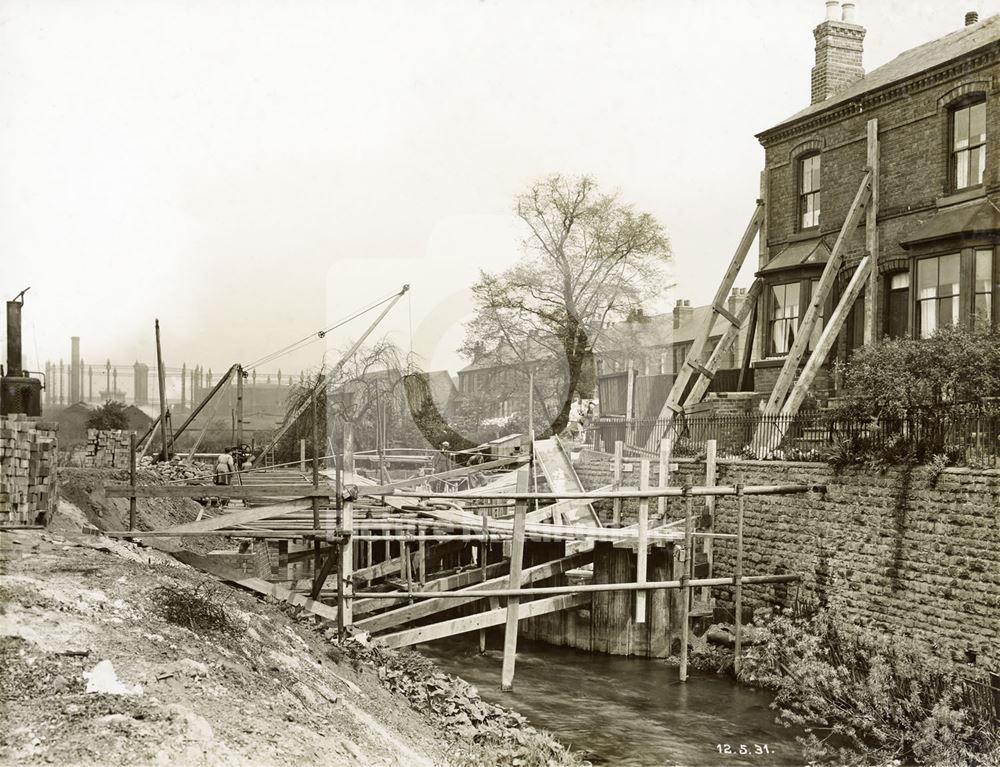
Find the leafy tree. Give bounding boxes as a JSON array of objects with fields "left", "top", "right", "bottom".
[
  {"left": 835, "top": 325, "right": 1000, "bottom": 419},
  {"left": 461, "top": 174, "right": 671, "bottom": 436},
  {"left": 86, "top": 400, "right": 129, "bottom": 431}
]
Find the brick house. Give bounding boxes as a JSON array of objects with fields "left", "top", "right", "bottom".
[{"left": 752, "top": 4, "right": 1000, "bottom": 397}]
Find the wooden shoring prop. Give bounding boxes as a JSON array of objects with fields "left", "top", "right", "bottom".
[
  {"left": 864, "top": 118, "right": 880, "bottom": 345},
  {"left": 650, "top": 201, "right": 764, "bottom": 440},
  {"left": 758, "top": 254, "right": 873, "bottom": 453},
  {"left": 167, "top": 364, "right": 238, "bottom": 452},
  {"left": 155, "top": 319, "right": 170, "bottom": 461},
  {"left": 677, "top": 279, "right": 764, "bottom": 416},
  {"left": 612, "top": 440, "right": 624, "bottom": 525},
  {"left": 679, "top": 491, "right": 693, "bottom": 682},
  {"left": 379, "top": 593, "right": 590, "bottom": 650},
  {"left": 733, "top": 483, "right": 746, "bottom": 674},
  {"left": 501, "top": 467, "right": 530, "bottom": 691},
  {"left": 357, "top": 573, "right": 800, "bottom": 602},
  {"left": 355, "top": 550, "right": 591, "bottom": 634},
  {"left": 635, "top": 459, "right": 650, "bottom": 623},
  {"left": 171, "top": 549, "right": 338, "bottom": 622},
  {"left": 762, "top": 169, "right": 872, "bottom": 417}
]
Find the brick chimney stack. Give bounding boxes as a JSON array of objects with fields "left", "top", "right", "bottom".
[
  {"left": 965, "top": 11, "right": 979, "bottom": 26},
  {"left": 811, "top": 1, "right": 865, "bottom": 105},
  {"left": 673, "top": 299, "right": 693, "bottom": 330},
  {"left": 727, "top": 287, "right": 747, "bottom": 318}
]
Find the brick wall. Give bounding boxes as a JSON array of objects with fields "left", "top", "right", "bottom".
[
  {"left": 0, "top": 415, "right": 58, "bottom": 525},
  {"left": 756, "top": 46, "right": 1000, "bottom": 361},
  {"left": 574, "top": 449, "right": 1000, "bottom": 672}
]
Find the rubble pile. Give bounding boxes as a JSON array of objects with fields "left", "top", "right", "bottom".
[
  {"left": 335, "top": 633, "right": 582, "bottom": 766},
  {"left": 136, "top": 456, "right": 207, "bottom": 483}
]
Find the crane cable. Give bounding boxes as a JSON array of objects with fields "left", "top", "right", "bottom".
[{"left": 244, "top": 289, "right": 403, "bottom": 371}]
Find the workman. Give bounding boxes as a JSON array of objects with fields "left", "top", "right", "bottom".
[
  {"left": 214, "top": 450, "right": 236, "bottom": 486},
  {"left": 431, "top": 441, "right": 451, "bottom": 491}
]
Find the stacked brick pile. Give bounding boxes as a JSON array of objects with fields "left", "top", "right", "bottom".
[
  {"left": 0, "top": 415, "right": 58, "bottom": 525},
  {"left": 82, "top": 429, "right": 133, "bottom": 469}
]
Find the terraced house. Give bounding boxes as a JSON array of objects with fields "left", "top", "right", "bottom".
[{"left": 752, "top": 4, "right": 1000, "bottom": 399}]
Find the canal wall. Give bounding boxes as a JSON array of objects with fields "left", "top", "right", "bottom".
[{"left": 574, "top": 449, "right": 1000, "bottom": 673}]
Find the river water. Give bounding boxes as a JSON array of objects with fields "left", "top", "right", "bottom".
[{"left": 419, "top": 636, "right": 803, "bottom": 767}]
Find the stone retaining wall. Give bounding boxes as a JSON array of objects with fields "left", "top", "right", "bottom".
[{"left": 574, "top": 448, "right": 1000, "bottom": 672}]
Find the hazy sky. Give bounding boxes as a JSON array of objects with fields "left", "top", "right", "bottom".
[{"left": 0, "top": 0, "right": 985, "bottom": 380}]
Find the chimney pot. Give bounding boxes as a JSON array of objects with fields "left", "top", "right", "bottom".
[
  {"left": 825, "top": 0, "right": 840, "bottom": 20},
  {"left": 965, "top": 11, "right": 979, "bottom": 25},
  {"left": 841, "top": 1, "right": 856, "bottom": 22}
]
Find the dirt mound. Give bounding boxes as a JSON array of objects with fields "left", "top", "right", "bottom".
[
  {"left": 57, "top": 468, "right": 204, "bottom": 535},
  {"left": 1, "top": 530, "right": 584, "bottom": 767},
  {"left": 0, "top": 530, "right": 454, "bottom": 765}
]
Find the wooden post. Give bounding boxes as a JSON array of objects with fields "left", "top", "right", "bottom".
[
  {"left": 154, "top": 320, "right": 169, "bottom": 461},
  {"left": 624, "top": 366, "right": 636, "bottom": 447},
  {"left": 236, "top": 364, "right": 244, "bottom": 448},
  {"left": 635, "top": 459, "right": 650, "bottom": 623},
  {"left": 500, "top": 468, "right": 530, "bottom": 691},
  {"left": 701, "top": 439, "right": 717, "bottom": 605},
  {"left": 342, "top": 499, "right": 354, "bottom": 627},
  {"left": 527, "top": 367, "right": 534, "bottom": 441},
  {"left": 864, "top": 118, "right": 880, "bottom": 345},
  {"left": 128, "top": 432, "right": 137, "bottom": 531},
  {"left": 300, "top": 439, "right": 306, "bottom": 472},
  {"left": 402, "top": 540, "right": 413, "bottom": 601},
  {"left": 612, "top": 440, "right": 624, "bottom": 526},
  {"left": 418, "top": 540, "right": 426, "bottom": 585},
  {"left": 658, "top": 438, "right": 672, "bottom": 518},
  {"left": 479, "top": 505, "right": 489, "bottom": 654},
  {"left": 312, "top": 398, "right": 321, "bottom": 586},
  {"left": 733, "top": 483, "right": 746, "bottom": 675},
  {"left": 679, "top": 491, "right": 693, "bottom": 682}
]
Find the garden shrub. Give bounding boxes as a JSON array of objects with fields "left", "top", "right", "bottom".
[{"left": 738, "top": 607, "right": 1000, "bottom": 766}]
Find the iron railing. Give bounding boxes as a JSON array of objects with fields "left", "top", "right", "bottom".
[{"left": 591, "top": 408, "right": 1000, "bottom": 467}]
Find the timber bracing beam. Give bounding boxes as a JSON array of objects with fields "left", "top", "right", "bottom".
[
  {"left": 645, "top": 201, "right": 764, "bottom": 449},
  {"left": 762, "top": 169, "right": 873, "bottom": 417}
]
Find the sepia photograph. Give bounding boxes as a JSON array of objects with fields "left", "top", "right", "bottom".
[{"left": 1, "top": 0, "right": 999, "bottom": 764}]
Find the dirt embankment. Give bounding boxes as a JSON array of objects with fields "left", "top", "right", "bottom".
[{"left": 0, "top": 476, "right": 582, "bottom": 767}]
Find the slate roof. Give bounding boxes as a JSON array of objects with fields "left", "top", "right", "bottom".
[
  {"left": 900, "top": 196, "right": 1000, "bottom": 247},
  {"left": 759, "top": 238, "right": 831, "bottom": 274},
  {"left": 760, "top": 14, "right": 1000, "bottom": 137}
]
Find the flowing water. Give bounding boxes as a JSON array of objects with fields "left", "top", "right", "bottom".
[{"left": 419, "top": 636, "right": 803, "bottom": 767}]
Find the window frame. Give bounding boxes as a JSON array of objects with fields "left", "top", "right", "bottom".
[
  {"left": 910, "top": 247, "right": 999, "bottom": 337},
  {"left": 948, "top": 96, "right": 987, "bottom": 192},
  {"left": 765, "top": 278, "right": 824, "bottom": 358},
  {"left": 797, "top": 151, "right": 822, "bottom": 232},
  {"left": 884, "top": 270, "right": 911, "bottom": 340}
]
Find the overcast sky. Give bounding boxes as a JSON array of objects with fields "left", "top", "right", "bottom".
[{"left": 0, "top": 0, "right": 984, "bottom": 381}]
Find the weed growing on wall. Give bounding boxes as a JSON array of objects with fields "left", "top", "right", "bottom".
[{"left": 738, "top": 607, "right": 1000, "bottom": 766}]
